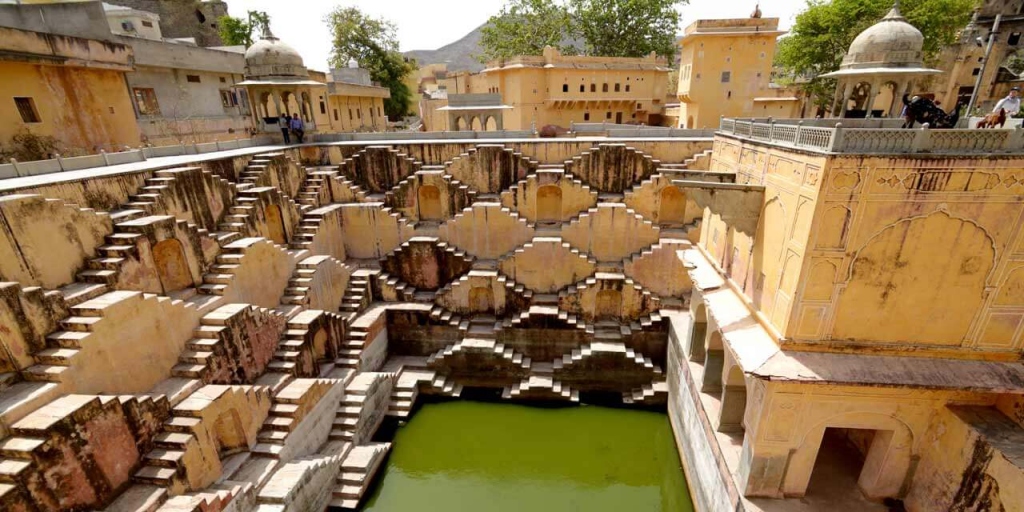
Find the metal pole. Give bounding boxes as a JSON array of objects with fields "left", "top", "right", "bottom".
[{"left": 966, "top": 14, "right": 1002, "bottom": 117}]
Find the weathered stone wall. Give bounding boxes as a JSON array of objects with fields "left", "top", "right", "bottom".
[
  {"left": 664, "top": 311, "right": 739, "bottom": 512},
  {"left": 906, "top": 406, "right": 1024, "bottom": 512},
  {"left": 0, "top": 195, "right": 112, "bottom": 289},
  {"left": 386, "top": 309, "right": 462, "bottom": 355},
  {"left": 111, "top": 0, "right": 228, "bottom": 47}
]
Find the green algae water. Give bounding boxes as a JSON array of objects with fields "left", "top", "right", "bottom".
[{"left": 362, "top": 401, "right": 694, "bottom": 512}]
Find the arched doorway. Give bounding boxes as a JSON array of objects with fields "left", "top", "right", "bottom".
[
  {"left": 535, "top": 185, "right": 562, "bottom": 222},
  {"left": 265, "top": 205, "right": 287, "bottom": 245},
  {"left": 469, "top": 287, "right": 493, "bottom": 313},
  {"left": 786, "top": 413, "right": 915, "bottom": 500},
  {"left": 153, "top": 239, "right": 192, "bottom": 293},
  {"left": 471, "top": 116, "right": 482, "bottom": 131},
  {"left": 312, "top": 327, "right": 328, "bottom": 360},
  {"left": 455, "top": 117, "right": 466, "bottom": 131},
  {"left": 300, "top": 92, "right": 312, "bottom": 122},
  {"left": 718, "top": 365, "right": 746, "bottom": 432},
  {"left": 282, "top": 91, "right": 295, "bottom": 117},
  {"left": 213, "top": 409, "right": 247, "bottom": 456},
  {"left": 658, "top": 186, "right": 686, "bottom": 225},
  {"left": 485, "top": 116, "right": 497, "bottom": 131},
  {"left": 418, "top": 185, "right": 443, "bottom": 221},
  {"left": 595, "top": 289, "right": 621, "bottom": 320},
  {"left": 689, "top": 303, "right": 707, "bottom": 362},
  {"left": 701, "top": 330, "right": 724, "bottom": 394}
]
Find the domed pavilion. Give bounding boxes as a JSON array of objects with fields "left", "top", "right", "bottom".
[
  {"left": 821, "top": 2, "right": 940, "bottom": 118},
  {"left": 238, "top": 27, "right": 327, "bottom": 135}
]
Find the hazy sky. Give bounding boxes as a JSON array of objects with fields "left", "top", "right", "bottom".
[{"left": 225, "top": 0, "right": 808, "bottom": 71}]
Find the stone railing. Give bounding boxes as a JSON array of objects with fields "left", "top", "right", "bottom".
[
  {"left": 0, "top": 137, "right": 274, "bottom": 180},
  {"left": 719, "top": 118, "right": 1024, "bottom": 154},
  {"left": 572, "top": 122, "right": 716, "bottom": 138}
]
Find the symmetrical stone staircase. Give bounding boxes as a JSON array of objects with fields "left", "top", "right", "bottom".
[
  {"left": 553, "top": 342, "right": 660, "bottom": 373},
  {"left": 563, "top": 143, "right": 660, "bottom": 194},
  {"left": 502, "top": 372, "right": 579, "bottom": 402},
  {"left": 383, "top": 169, "right": 477, "bottom": 222},
  {"left": 328, "top": 372, "right": 393, "bottom": 445},
  {"left": 501, "top": 171, "right": 598, "bottom": 224},
  {"left": 329, "top": 442, "right": 392, "bottom": 509},
  {"left": 295, "top": 168, "right": 339, "bottom": 208},
  {"left": 340, "top": 146, "right": 421, "bottom": 194},
  {"left": 340, "top": 270, "right": 376, "bottom": 316},
  {"left": 133, "top": 385, "right": 272, "bottom": 491},
  {"left": 170, "top": 304, "right": 286, "bottom": 382},
  {"left": 253, "top": 378, "right": 338, "bottom": 458},
  {"left": 622, "top": 380, "right": 669, "bottom": 404},
  {"left": 443, "top": 144, "right": 537, "bottom": 194}
]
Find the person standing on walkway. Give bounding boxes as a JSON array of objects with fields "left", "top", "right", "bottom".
[
  {"left": 993, "top": 87, "right": 1022, "bottom": 116},
  {"left": 278, "top": 114, "right": 291, "bottom": 144},
  {"left": 290, "top": 113, "right": 305, "bottom": 144}
]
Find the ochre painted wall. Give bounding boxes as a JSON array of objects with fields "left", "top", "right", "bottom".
[
  {"left": 0, "top": 61, "right": 140, "bottom": 153},
  {"left": 708, "top": 134, "right": 1024, "bottom": 360},
  {"left": 677, "top": 19, "right": 792, "bottom": 128}
]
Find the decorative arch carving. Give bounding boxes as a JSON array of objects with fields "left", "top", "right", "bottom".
[{"left": 833, "top": 211, "right": 996, "bottom": 345}]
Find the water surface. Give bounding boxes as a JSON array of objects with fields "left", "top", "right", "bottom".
[{"left": 362, "top": 401, "right": 694, "bottom": 512}]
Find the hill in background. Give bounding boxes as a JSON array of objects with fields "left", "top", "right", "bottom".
[
  {"left": 404, "top": 24, "right": 487, "bottom": 73},
  {"left": 404, "top": 24, "right": 679, "bottom": 73}
]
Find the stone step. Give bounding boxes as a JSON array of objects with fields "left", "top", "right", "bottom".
[
  {"left": 133, "top": 466, "right": 176, "bottom": 485},
  {"left": 143, "top": 449, "right": 184, "bottom": 468}
]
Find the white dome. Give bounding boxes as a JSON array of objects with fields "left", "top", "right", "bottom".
[
  {"left": 347, "top": 57, "right": 359, "bottom": 69},
  {"left": 840, "top": 5, "right": 925, "bottom": 70},
  {"left": 244, "top": 35, "right": 309, "bottom": 78}
]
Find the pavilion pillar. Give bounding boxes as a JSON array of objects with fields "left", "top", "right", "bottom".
[
  {"left": 272, "top": 92, "right": 283, "bottom": 119},
  {"left": 863, "top": 81, "right": 876, "bottom": 117},
  {"left": 838, "top": 80, "right": 855, "bottom": 118}
]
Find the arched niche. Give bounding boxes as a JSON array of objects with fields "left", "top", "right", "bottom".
[
  {"left": 659, "top": 186, "right": 687, "bottom": 225},
  {"left": 535, "top": 185, "right": 563, "bottom": 222},
  {"left": 265, "top": 204, "right": 287, "bottom": 245},
  {"left": 418, "top": 185, "right": 443, "bottom": 221},
  {"left": 832, "top": 212, "right": 994, "bottom": 345},
  {"left": 595, "top": 289, "right": 622, "bottom": 320},
  {"left": 469, "top": 286, "right": 493, "bottom": 313},
  {"left": 153, "top": 238, "right": 192, "bottom": 293}
]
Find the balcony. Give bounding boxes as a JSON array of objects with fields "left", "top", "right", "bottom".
[{"left": 719, "top": 118, "right": 1024, "bottom": 154}]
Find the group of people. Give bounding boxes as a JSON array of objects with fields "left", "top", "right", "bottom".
[{"left": 278, "top": 113, "right": 305, "bottom": 144}]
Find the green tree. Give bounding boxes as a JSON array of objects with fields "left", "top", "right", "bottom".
[
  {"left": 479, "top": 0, "right": 576, "bottom": 62},
  {"left": 325, "top": 7, "right": 415, "bottom": 119},
  {"left": 217, "top": 10, "right": 270, "bottom": 47},
  {"left": 776, "top": 0, "right": 976, "bottom": 110},
  {"left": 568, "top": 0, "right": 684, "bottom": 61}
]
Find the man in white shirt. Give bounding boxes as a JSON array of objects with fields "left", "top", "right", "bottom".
[{"left": 993, "top": 87, "right": 1021, "bottom": 116}]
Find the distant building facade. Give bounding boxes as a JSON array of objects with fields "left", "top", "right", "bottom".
[
  {"left": 480, "top": 46, "right": 671, "bottom": 130},
  {"left": 922, "top": 0, "right": 1024, "bottom": 111},
  {"left": 417, "top": 46, "right": 671, "bottom": 131},
  {"left": 0, "top": 25, "right": 140, "bottom": 155},
  {"left": 676, "top": 16, "right": 799, "bottom": 128},
  {"left": 240, "top": 33, "right": 390, "bottom": 140},
  {"left": 327, "top": 62, "right": 391, "bottom": 132}
]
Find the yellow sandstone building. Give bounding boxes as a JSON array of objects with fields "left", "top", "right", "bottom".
[
  {"left": 0, "top": 26, "right": 141, "bottom": 155},
  {"left": 420, "top": 46, "right": 672, "bottom": 131},
  {"left": 676, "top": 15, "right": 800, "bottom": 129}
]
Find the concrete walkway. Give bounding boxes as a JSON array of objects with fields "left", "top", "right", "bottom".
[{"left": 0, "top": 145, "right": 286, "bottom": 193}]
